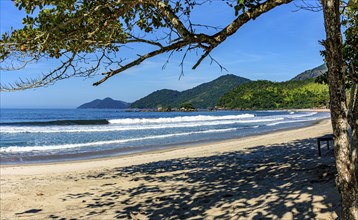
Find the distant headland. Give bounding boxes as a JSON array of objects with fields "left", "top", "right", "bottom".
[{"left": 77, "top": 97, "right": 130, "bottom": 109}]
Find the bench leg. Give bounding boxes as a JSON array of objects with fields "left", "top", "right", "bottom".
[{"left": 317, "top": 140, "right": 321, "bottom": 157}]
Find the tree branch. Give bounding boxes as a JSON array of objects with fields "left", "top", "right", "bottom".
[
  {"left": 145, "top": 0, "right": 193, "bottom": 38},
  {"left": 1, "top": 0, "right": 295, "bottom": 90},
  {"left": 192, "top": 47, "right": 213, "bottom": 69},
  {"left": 1, "top": 53, "right": 77, "bottom": 91},
  {"left": 93, "top": 40, "right": 188, "bottom": 86},
  {"left": 213, "top": 0, "right": 292, "bottom": 44}
]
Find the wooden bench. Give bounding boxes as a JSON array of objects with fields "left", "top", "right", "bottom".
[{"left": 317, "top": 134, "right": 334, "bottom": 156}]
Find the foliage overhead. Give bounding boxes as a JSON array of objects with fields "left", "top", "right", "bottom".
[
  {"left": 0, "top": 0, "right": 292, "bottom": 91},
  {"left": 342, "top": 1, "right": 358, "bottom": 83},
  {"left": 316, "top": 1, "right": 358, "bottom": 86}
]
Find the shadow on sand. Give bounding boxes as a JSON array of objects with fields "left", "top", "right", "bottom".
[{"left": 38, "top": 136, "right": 339, "bottom": 219}]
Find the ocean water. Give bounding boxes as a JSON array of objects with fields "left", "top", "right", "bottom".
[{"left": 0, "top": 109, "right": 330, "bottom": 164}]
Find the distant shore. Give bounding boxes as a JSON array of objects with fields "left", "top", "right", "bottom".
[{"left": 0, "top": 118, "right": 339, "bottom": 219}]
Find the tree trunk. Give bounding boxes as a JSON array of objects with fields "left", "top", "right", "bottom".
[
  {"left": 353, "top": 87, "right": 358, "bottom": 184},
  {"left": 321, "top": 0, "right": 358, "bottom": 219},
  {"left": 348, "top": 64, "right": 358, "bottom": 179},
  {"left": 350, "top": 81, "right": 358, "bottom": 184}
]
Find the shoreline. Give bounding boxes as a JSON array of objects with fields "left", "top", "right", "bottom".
[
  {"left": 0, "top": 118, "right": 339, "bottom": 219},
  {"left": 0, "top": 117, "right": 327, "bottom": 166},
  {"left": 1, "top": 118, "right": 332, "bottom": 175}
]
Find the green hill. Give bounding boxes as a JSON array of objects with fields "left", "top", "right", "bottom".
[
  {"left": 77, "top": 97, "right": 130, "bottom": 109},
  {"left": 131, "top": 74, "right": 251, "bottom": 109},
  {"left": 130, "top": 89, "right": 181, "bottom": 109},
  {"left": 218, "top": 79, "right": 329, "bottom": 110},
  {"left": 291, "top": 64, "right": 327, "bottom": 81}
]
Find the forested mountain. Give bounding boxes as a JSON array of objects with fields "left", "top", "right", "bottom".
[
  {"left": 78, "top": 97, "right": 130, "bottom": 109},
  {"left": 131, "top": 65, "right": 329, "bottom": 110},
  {"left": 291, "top": 64, "right": 327, "bottom": 81},
  {"left": 130, "top": 89, "right": 181, "bottom": 109},
  {"left": 218, "top": 79, "right": 329, "bottom": 110},
  {"left": 131, "top": 74, "right": 251, "bottom": 109}
]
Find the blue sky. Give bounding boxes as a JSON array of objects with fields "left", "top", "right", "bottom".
[{"left": 0, "top": 1, "right": 326, "bottom": 108}]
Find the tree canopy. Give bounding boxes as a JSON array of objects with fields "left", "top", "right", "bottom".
[
  {"left": 343, "top": 0, "right": 358, "bottom": 80},
  {"left": 0, "top": 0, "right": 292, "bottom": 91}
]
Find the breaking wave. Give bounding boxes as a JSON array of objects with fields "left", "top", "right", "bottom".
[
  {"left": 0, "top": 117, "right": 283, "bottom": 134},
  {"left": 1, "top": 128, "right": 237, "bottom": 153}
]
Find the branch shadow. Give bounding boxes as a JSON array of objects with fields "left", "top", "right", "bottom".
[{"left": 49, "top": 136, "right": 339, "bottom": 219}]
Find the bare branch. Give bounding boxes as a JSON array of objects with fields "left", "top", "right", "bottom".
[
  {"left": 145, "top": 0, "right": 193, "bottom": 38},
  {"left": 1, "top": 53, "right": 76, "bottom": 91},
  {"left": 179, "top": 46, "right": 190, "bottom": 79},
  {"left": 162, "top": 50, "right": 175, "bottom": 70},
  {"left": 93, "top": 40, "right": 189, "bottom": 86},
  {"left": 209, "top": 54, "right": 228, "bottom": 72},
  {"left": 213, "top": 0, "right": 293, "bottom": 43},
  {"left": 126, "top": 36, "right": 163, "bottom": 48},
  {"left": 293, "top": 0, "right": 322, "bottom": 12},
  {"left": 192, "top": 47, "right": 213, "bottom": 70}
]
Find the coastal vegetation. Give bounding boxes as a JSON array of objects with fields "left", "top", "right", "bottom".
[
  {"left": 131, "top": 66, "right": 329, "bottom": 110},
  {"left": 218, "top": 79, "right": 329, "bottom": 110},
  {"left": 130, "top": 89, "right": 181, "bottom": 109},
  {"left": 131, "top": 74, "right": 250, "bottom": 109}
]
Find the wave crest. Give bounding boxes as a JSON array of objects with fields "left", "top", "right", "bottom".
[
  {"left": 0, "top": 119, "right": 109, "bottom": 126},
  {"left": 108, "top": 114, "right": 255, "bottom": 124},
  {"left": 0, "top": 128, "right": 237, "bottom": 153}
]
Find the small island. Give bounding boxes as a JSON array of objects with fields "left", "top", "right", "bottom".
[{"left": 77, "top": 97, "right": 130, "bottom": 109}]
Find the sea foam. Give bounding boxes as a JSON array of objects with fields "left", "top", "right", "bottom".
[
  {"left": 0, "top": 116, "right": 283, "bottom": 134},
  {"left": 1, "top": 128, "right": 237, "bottom": 153},
  {"left": 108, "top": 114, "right": 255, "bottom": 124}
]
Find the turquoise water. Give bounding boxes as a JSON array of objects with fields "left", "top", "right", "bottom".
[{"left": 0, "top": 109, "right": 329, "bottom": 164}]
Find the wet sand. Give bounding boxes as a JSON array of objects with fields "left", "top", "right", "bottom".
[{"left": 0, "top": 119, "right": 339, "bottom": 219}]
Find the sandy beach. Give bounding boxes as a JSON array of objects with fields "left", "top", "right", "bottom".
[{"left": 0, "top": 119, "right": 339, "bottom": 219}]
